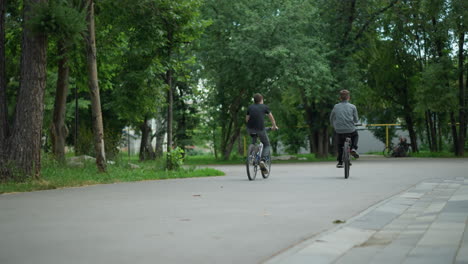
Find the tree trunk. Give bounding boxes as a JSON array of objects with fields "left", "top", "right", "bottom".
[
  {"left": 219, "top": 97, "right": 244, "bottom": 160},
  {"left": 425, "top": 111, "right": 433, "bottom": 151},
  {"left": 330, "top": 131, "right": 336, "bottom": 156},
  {"left": 404, "top": 113, "right": 418, "bottom": 153},
  {"left": 0, "top": 0, "right": 48, "bottom": 181},
  {"left": 212, "top": 125, "right": 218, "bottom": 159},
  {"left": 437, "top": 113, "right": 442, "bottom": 152},
  {"left": 457, "top": 29, "right": 465, "bottom": 156},
  {"left": 50, "top": 40, "right": 70, "bottom": 163},
  {"left": 154, "top": 115, "right": 166, "bottom": 159},
  {"left": 463, "top": 67, "right": 468, "bottom": 140},
  {"left": 316, "top": 131, "right": 325, "bottom": 158},
  {"left": 0, "top": 0, "right": 8, "bottom": 150},
  {"left": 323, "top": 127, "right": 329, "bottom": 157},
  {"left": 429, "top": 111, "right": 437, "bottom": 152},
  {"left": 237, "top": 135, "right": 244, "bottom": 156},
  {"left": 74, "top": 86, "right": 79, "bottom": 154},
  {"left": 166, "top": 69, "right": 173, "bottom": 153},
  {"left": 304, "top": 104, "right": 317, "bottom": 154},
  {"left": 450, "top": 111, "right": 459, "bottom": 155},
  {"left": 466, "top": 65, "right": 468, "bottom": 140},
  {"left": 222, "top": 128, "right": 241, "bottom": 160},
  {"left": 139, "top": 117, "right": 155, "bottom": 161},
  {"left": 308, "top": 135, "right": 314, "bottom": 154},
  {"left": 165, "top": 69, "right": 174, "bottom": 170},
  {"left": 85, "top": 0, "right": 106, "bottom": 172}
]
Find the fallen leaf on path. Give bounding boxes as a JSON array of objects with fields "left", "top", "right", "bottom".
[{"left": 333, "top": 219, "right": 346, "bottom": 224}]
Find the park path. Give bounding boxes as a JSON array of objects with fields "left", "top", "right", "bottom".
[{"left": 0, "top": 158, "right": 467, "bottom": 264}]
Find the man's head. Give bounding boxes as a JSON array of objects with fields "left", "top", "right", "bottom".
[
  {"left": 339, "top": 90, "right": 350, "bottom": 101},
  {"left": 253, "top": 93, "right": 263, "bottom": 104}
]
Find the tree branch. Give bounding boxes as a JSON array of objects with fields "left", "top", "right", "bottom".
[
  {"left": 340, "top": 0, "right": 357, "bottom": 48},
  {"left": 354, "top": 0, "right": 399, "bottom": 41}
]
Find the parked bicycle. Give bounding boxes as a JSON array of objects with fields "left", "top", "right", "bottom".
[
  {"left": 246, "top": 128, "right": 272, "bottom": 181},
  {"left": 383, "top": 136, "right": 412, "bottom": 158}
]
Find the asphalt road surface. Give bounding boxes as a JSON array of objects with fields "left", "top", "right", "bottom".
[{"left": 1, "top": 157, "right": 467, "bottom": 264}]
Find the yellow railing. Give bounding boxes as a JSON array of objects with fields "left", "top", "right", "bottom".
[{"left": 363, "top": 124, "right": 400, "bottom": 149}]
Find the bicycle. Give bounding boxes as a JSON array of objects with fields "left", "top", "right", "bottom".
[
  {"left": 383, "top": 144, "right": 394, "bottom": 158},
  {"left": 342, "top": 137, "right": 352, "bottom": 179},
  {"left": 341, "top": 124, "right": 361, "bottom": 179},
  {"left": 246, "top": 128, "right": 272, "bottom": 181},
  {"left": 383, "top": 142, "right": 412, "bottom": 158},
  {"left": 383, "top": 136, "right": 411, "bottom": 158}
]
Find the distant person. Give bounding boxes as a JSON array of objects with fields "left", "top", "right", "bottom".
[
  {"left": 246, "top": 93, "right": 278, "bottom": 173},
  {"left": 330, "top": 90, "right": 359, "bottom": 168},
  {"left": 392, "top": 136, "right": 409, "bottom": 157}
]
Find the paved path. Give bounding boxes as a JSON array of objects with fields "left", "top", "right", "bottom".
[
  {"left": 265, "top": 175, "right": 468, "bottom": 264},
  {"left": 0, "top": 158, "right": 467, "bottom": 264}
]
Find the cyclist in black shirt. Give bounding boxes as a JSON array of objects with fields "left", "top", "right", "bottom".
[{"left": 246, "top": 93, "right": 278, "bottom": 173}]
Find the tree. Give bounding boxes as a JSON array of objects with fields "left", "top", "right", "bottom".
[
  {"left": 156, "top": 0, "right": 205, "bottom": 168},
  {"left": 0, "top": 0, "right": 7, "bottom": 151},
  {"left": 452, "top": 0, "right": 467, "bottom": 155},
  {"left": 0, "top": 0, "right": 48, "bottom": 180},
  {"left": 42, "top": 0, "right": 86, "bottom": 162},
  {"left": 99, "top": 0, "right": 205, "bottom": 164},
  {"left": 200, "top": 0, "right": 283, "bottom": 160},
  {"left": 84, "top": 0, "right": 106, "bottom": 172},
  {"left": 267, "top": 0, "right": 334, "bottom": 158}
]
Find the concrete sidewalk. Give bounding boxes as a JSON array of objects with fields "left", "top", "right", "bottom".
[{"left": 265, "top": 176, "right": 468, "bottom": 264}]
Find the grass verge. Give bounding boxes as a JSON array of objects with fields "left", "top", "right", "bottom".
[
  {"left": 364, "top": 150, "right": 468, "bottom": 158},
  {"left": 0, "top": 158, "right": 224, "bottom": 194}
]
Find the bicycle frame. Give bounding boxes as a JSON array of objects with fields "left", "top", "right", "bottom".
[
  {"left": 250, "top": 142, "right": 263, "bottom": 165},
  {"left": 246, "top": 130, "right": 272, "bottom": 180},
  {"left": 342, "top": 137, "right": 352, "bottom": 179}
]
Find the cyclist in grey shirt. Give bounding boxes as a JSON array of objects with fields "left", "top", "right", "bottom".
[
  {"left": 246, "top": 93, "right": 278, "bottom": 173},
  {"left": 330, "top": 90, "right": 359, "bottom": 168}
]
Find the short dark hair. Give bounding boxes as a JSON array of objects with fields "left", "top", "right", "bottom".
[
  {"left": 253, "top": 93, "right": 263, "bottom": 104},
  {"left": 340, "top": 90, "right": 350, "bottom": 101}
]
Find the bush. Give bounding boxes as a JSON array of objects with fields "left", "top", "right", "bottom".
[
  {"left": 166, "top": 147, "right": 185, "bottom": 170},
  {"left": 75, "top": 122, "right": 95, "bottom": 156}
]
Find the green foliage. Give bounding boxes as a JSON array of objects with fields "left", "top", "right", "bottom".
[
  {"left": 417, "top": 58, "right": 458, "bottom": 113},
  {"left": 104, "top": 125, "right": 122, "bottom": 161},
  {"left": 75, "top": 121, "right": 94, "bottom": 156},
  {"left": 27, "top": 0, "right": 86, "bottom": 42},
  {"left": 99, "top": 0, "right": 207, "bottom": 129},
  {"left": 199, "top": 0, "right": 336, "bottom": 158},
  {"left": 4, "top": 0, "right": 467, "bottom": 181},
  {"left": 166, "top": 147, "right": 185, "bottom": 170}
]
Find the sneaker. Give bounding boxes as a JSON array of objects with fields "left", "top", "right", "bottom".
[
  {"left": 259, "top": 160, "right": 269, "bottom": 173},
  {"left": 336, "top": 162, "right": 343, "bottom": 168},
  {"left": 351, "top": 149, "right": 360, "bottom": 158}
]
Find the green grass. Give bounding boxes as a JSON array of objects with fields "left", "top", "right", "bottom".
[
  {"left": 0, "top": 157, "right": 224, "bottom": 194},
  {"left": 409, "top": 151, "right": 468, "bottom": 158},
  {"left": 364, "top": 150, "right": 468, "bottom": 158}
]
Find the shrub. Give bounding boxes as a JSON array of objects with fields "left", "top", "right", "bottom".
[{"left": 166, "top": 147, "right": 185, "bottom": 170}]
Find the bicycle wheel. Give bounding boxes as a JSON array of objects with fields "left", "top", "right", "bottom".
[
  {"left": 383, "top": 146, "right": 392, "bottom": 157},
  {"left": 343, "top": 142, "right": 350, "bottom": 179},
  {"left": 261, "top": 156, "right": 271, "bottom": 179},
  {"left": 246, "top": 153, "right": 257, "bottom": 181}
]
